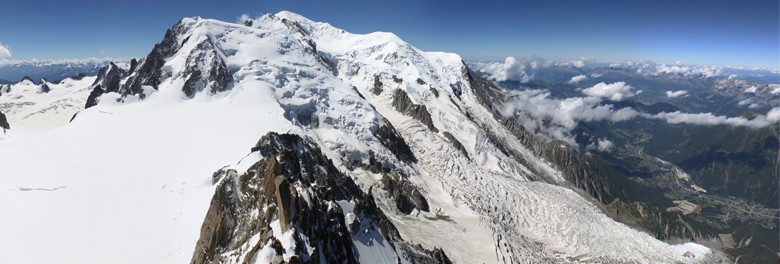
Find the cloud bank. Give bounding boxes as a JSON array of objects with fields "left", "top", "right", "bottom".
[
  {"left": 500, "top": 81, "right": 780, "bottom": 148},
  {"left": 650, "top": 109, "right": 780, "bottom": 128},
  {"left": 500, "top": 83, "right": 641, "bottom": 145}
]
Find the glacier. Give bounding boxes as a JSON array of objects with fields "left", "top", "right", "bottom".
[{"left": 0, "top": 11, "right": 722, "bottom": 263}]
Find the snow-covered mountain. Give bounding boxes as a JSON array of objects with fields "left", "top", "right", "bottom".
[
  {"left": 0, "top": 75, "right": 96, "bottom": 132},
  {"left": 0, "top": 12, "right": 726, "bottom": 263}
]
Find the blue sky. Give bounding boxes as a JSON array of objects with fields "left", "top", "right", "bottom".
[{"left": 1, "top": 0, "right": 778, "bottom": 67}]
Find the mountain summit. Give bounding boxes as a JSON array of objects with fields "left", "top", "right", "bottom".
[{"left": 0, "top": 11, "right": 721, "bottom": 263}]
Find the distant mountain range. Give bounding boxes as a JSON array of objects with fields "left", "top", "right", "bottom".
[{"left": 0, "top": 59, "right": 127, "bottom": 83}]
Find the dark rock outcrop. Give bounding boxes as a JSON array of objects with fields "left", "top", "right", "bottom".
[
  {"left": 84, "top": 62, "right": 128, "bottom": 108},
  {"left": 192, "top": 132, "right": 449, "bottom": 264},
  {"left": 429, "top": 87, "right": 439, "bottom": 98},
  {"left": 128, "top": 58, "right": 138, "bottom": 75},
  {"left": 372, "top": 75, "right": 383, "bottom": 95},
  {"left": 391, "top": 89, "right": 438, "bottom": 132},
  {"left": 442, "top": 132, "right": 468, "bottom": 159},
  {"left": 122, "top": 19, "right": 190, "bottom": 96},
  {"left": 39, "top": 82, "right": 51, "bottom": 93},
  {"left": 20, "top": 76, "right": 35, "bottom": 84},
  {"left": 376, "top": 119, "right": 417, "bottom": 163},
  {"left": 0, "top": 110, "right": 9, "bottom": 132},
  {"left": 181, "top": 39, "right": 233, "bottom": 97},
  {"left": 381, "top": 173, "right": 430, "bottom": 214}
]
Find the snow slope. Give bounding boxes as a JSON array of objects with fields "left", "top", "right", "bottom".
[
  {"left": 0, "top": 77, "right": 95, "bottom": 132},
  {"left": 274, "top": 11, "right": 715, "bottom": 262},
  {"left": 0, "top": 11, "right": 719, "bottom": 263},
  {"left": 0, "top": 86, "right": 296, "bottom": 264}
]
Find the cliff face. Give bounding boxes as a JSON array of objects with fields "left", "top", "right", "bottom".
[{"left": 191, "top": 132, "right": 450, "bottom": 264}]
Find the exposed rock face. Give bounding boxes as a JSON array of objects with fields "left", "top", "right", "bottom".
[
  {"left": 122, "top": 20, "right": 189, "bottom": 96},
  {"left": 461, "top": 65, "right": 506, "bottom": 110},
  {"left": 85, "top": 62, "right": 129, "bottom": 108},
  {"left": 0, "top": 110, "right": 9, "bottom": 132},
  {"left": 84, "top": 19, "right": 235, "bottom": 107},
  {"left": 39, "top": 82, "right": 51, "bottom": 93},
  {"left": 376, "top": 119, "right": 417, "bottom": 163},
  {"left": 20, "top": 76, "right": 35, "bottom": 84},
  {"left": 84, "top": 88, "right": 104, "bottom": 109},
  {"left": 128, "top": 58, "right": 138, "bottom": 75},
  {"left": 181, "top": 39, "right": 232, "bottom": 97},
  {"left": 429, "top": 87, "right": 439, "bottom": 98},
  {"left": 391, "top": 89, "right": 438, "bottom": 132},
  {"left": 372, "top": 75, "right": 383, "bottom": 95},
  {"left": 442, "top": 132, "right": 468, "bottom": 159},
  {"left": 381, "top": 173, "right": 430, "bottom": 214},
  {"left": 192, "top": 132, "right": 450, "bottom": 264}
]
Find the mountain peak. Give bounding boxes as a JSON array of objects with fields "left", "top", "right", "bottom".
[{"left": 8, "top": 12, "right": 722, "bottom": 263}]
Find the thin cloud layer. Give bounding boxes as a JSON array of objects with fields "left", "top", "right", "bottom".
[
  {"left": 650, "top": 109, "right": 780, "bottom": 128},
  {"left": 665, "top": 90, "right": 688, "bottom": 98}
]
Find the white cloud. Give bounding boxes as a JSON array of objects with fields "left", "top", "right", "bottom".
[
  {"left": 609, "top": 60, "right": 729, "bottom": 78},
  {"left": 570, "top": 57, "right": 586, "bottom": 68},
  {"left": 767, "top": 107, "right": 780, "bottom": 123},
  {"left": 665, "top": 90, "right": 688, "bottom": 98},
  {"left": 587, "top": 138, "right": 614, "bottom": 152},
  {"left": 500, "top": 89, "right": 640, "bottom": 145},
  {"left": 469, "top": 57, "right": 533, "bottom": 83},
  {"left": 581, "top": 82, "right": 636, "bottom": 101},
  {"left": 237, "top": 14, "right": 252, "bottom": 24},
  {"left": 0, "top": 43, "right": 12, "bottom": 60},
  {"left": 653, "top": 64, "right": 722, "bottom": 77},
  {"left": 596, "top": 138, "right": 614, "bottom": 152},
  {"left": 649, "top": 109, "right": 779, "bottom": 128},
  {"left": 567, "top": 74, "right": 587, "bottom": 84},
  {"left": 770, "top": 84, "right": 780, "bottom": 94}
]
